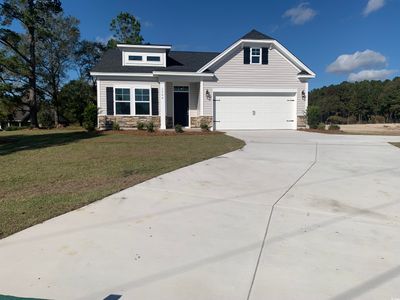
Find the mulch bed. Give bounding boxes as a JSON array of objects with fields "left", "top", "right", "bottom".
[
  {"left": 299, "top": 129, "right": 344, "bottom": 134},
  {"left": 100, "top": 130, "right": 224, "bottom": 136}
]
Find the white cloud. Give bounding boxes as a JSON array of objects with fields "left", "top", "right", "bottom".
[
  {"left": 283, "top": 3, "right": 317, "bottom": 25},
  {"left": 348, "top": 69, "right": 396, "bottom": 82},
  {"left": 363, "top": 0, "right": 386, "bottom": 16},
  {"left": 326, "top": 50, "right": 387, "bottom": 74}
]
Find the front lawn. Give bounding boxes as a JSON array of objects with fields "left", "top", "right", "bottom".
[{"left": 0, "top": 128, "right": 244, "bottom": 239}]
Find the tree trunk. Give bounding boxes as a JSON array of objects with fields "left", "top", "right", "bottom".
[{"left": 28, "top": 0, "right": 39, "bottom": 128}]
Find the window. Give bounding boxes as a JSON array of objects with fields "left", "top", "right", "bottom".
[
  {"left": 115, "top": 88, "right": 131, "bottom": 115},
  {"left": 174, "top": 86, "right": 189, "bottom": 92},
  {"left": 251, "top": 48, "right": 261, "bottom": 64},
  {"left": 129, "top": 55, "right": 142, "bottom": 61},
  {"left": 147, "top": 56, "right": 161, "bottom": 62},
  {"left": 135, "top": 89, "right": 150, "bottom": 115}
]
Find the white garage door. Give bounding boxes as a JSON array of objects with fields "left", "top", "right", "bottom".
[{"left": 214, "top": 93, "right": 297, "bottom": 130}]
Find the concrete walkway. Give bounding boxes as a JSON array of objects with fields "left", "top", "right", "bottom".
[{"left": 1, "top": 131, "right": 400, "bottom": 300}]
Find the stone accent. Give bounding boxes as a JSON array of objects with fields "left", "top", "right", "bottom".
[
  {"left": 98, "top": 116, "right": 161, "bottom": 130},
  {"left": 297, "top": 116, "right": 306, "bottom": 129},
  {"left": 190, "top": 116, "right": 213, "bottom": 128}
]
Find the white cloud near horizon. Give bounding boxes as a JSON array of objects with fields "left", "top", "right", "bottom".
[
  {"left": 283, "top": 3, "right": 317, "bottom": 25},
  {"left": 348, "top": 69, "right": 396, "bottom": 82},
  {"left": 327, "top": 50, "right": 387, "bottom": 74},
  {"left": 363, "top": 0, "right": 386, "bottom": 16}
]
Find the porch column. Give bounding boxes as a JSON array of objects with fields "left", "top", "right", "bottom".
[
  {"left": 160, "top": 81, "right": 167, "bottom": 129},
  {"left": 199, "top": 80, "right": 204, "bottom": 116}
]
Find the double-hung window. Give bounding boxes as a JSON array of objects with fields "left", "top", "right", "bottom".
[
  {"left": 251, "top": 48, "right": 261, "bottom": 64},
  {"left": 135, "top": 89, "right": 150, "bottom": 115},
  {"left": 115, "top": 88, "right": 131, "bottom": 115}
]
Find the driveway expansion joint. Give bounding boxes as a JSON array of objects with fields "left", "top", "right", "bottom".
[{"left": 246, "top": 143, "right": 319, "bottom": 300}]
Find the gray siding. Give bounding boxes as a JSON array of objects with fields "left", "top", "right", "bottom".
[{"left": 203, "top": 47, "right": 307, "bottom": 116}]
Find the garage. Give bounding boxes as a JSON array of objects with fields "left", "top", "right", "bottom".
[{"left": 213, "top": 91, "right": 297, "bottom": 130}]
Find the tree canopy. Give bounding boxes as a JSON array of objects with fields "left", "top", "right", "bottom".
[{"left": 310, "top": 77, "right": 400, "bottom": 124}]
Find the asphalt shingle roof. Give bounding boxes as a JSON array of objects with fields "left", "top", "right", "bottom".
[
  {"left": 92, "top": 49, "right": 220, "bottom": 73},
  {"left": 240, "top": 29, "right": 275, "bottom": 41},
  {"left": 92, "top": 30, "right": 276, "bottom": 74}
]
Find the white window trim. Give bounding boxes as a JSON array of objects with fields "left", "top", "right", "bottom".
[
  {"left": 114, "top": 87, "right": 132, "bottom": 116},
  {"left": 250, "top": 47, "right": 262, "bottom": 65},
  {"left": 134, "top": 87, "right": 152, "bottom": 116},
  {"left": 113, "top": 86, "right": 152, "bottom": 116},
  {"left": 123, "top": 51, "right": 165, "bottom": 67}
]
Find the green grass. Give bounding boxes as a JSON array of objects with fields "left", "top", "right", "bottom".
[
  {"left": 390, "top": 142, "right": 400, "bottom": 148},
  {"left": 0, "top": 128, "right": 244, "bottom": 239}
]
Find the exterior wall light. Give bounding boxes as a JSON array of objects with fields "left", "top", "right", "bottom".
[
  {"left": 302, "top": 90, "right": 306, "bottom": 101},
  {"left": 206, "top": 90, "right": 212, "bottom": 100}
]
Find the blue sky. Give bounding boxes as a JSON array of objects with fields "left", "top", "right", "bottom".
[{"left": 61, "top": 0, "right": 399, "bottom": 90}]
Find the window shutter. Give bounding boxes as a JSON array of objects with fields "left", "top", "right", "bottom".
[
  {"left": 244, "top": 47, "right": 250, "bottom": 64},
  {"left": 106, "top": 87, "right": 114, "bottom": 115},
  {"left": 151, "top": 88, "right": 159, "bottom": 116},
  {"left": 262, "top": 48, "right": 269, "bottom": 65}
]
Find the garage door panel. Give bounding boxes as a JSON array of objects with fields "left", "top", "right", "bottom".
[{"left": 215, "top": 94, "right": 296, "bottom": 130}]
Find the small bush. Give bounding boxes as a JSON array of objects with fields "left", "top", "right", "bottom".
[
  {"left": 38, "top": 110, "right": 54, "bottom": 129},
  {"left": 347, "top": 115, "right": 357, "bottom": 124},
  {"left": 317, "top": 123, "right": 326, "bottom": 130},
  {"left": 328, "top": 124, "right": 341, "bottom": 131},
  {"left": 112, "top": 122, "right": 121, "bottom": 131},
  {"left": 137, "top": 122, "right": 146, "bottom": 131},
  {"left": 327, "top": 115, "right": 347, "bottom": 125},
  {"left": 5, "top": 125, "right": 27, "bottom": 131},
  {"left": 83, "top": 103, "right": 97, "bottom": 131},
  {"left": 146, "top": 121, "right": 155, "bottom": 133},
  {"left": 306, "top": 106, "right": 321, "bottom": 129},
  {"left": 369, "top": 115, "right": 385, "bottom": 124},
  {"left": 200, "top": 122, "right": 210, "bottom": 132},
  {"left": 175, "top": 124, "right": 184, "bottom": 133}
]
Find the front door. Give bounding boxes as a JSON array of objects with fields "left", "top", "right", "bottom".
[{"left": 174, "top": 87, "right": 189, "bottom": 127}]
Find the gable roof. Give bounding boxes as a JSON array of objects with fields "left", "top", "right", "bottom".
[
  {"left": 240, "top": 29, "right": 275, "bottom": 40},
  {"left": 91, "top": 48, "right": 219, "bottom": 74},
  {"left": 197, "top": 29, "right": 315, "bottom": 77}
]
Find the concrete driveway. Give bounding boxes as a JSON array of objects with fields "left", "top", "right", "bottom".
[{"left": 1, "top": 131, "right": 400, "bottom": 300}]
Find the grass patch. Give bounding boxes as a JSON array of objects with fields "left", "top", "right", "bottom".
[
  {"left": 390, "top": 143, "right": 400, "bottom": 148},
  {"left": 0, "top": 128, "right": 244, "bottom": 238}
]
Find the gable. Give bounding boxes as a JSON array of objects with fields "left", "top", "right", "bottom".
[
  {"left": 209, "top": 46, "right": 302, "bottom": 86},
  {"left": 198, "top": 40, "right": 315, "bottom": 77}
]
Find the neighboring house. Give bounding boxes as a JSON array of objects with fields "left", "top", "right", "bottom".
[
  {"left": 90, "top": 29, "right": 315, "bottom": 130},
  {"left": 0, "top": 105, "right": 30, "bottom": 130}
]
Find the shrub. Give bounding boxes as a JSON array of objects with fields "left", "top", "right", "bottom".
[
  {"left": 317, "top": 123, "right": 326, "bottom": 130},
  {"left": 83, "top": 103, "right": 97, "bottom": 131},
  {"left": 327, "top": 115, "right": 347, "bottom": 125},
  {"left": 200, "top": 121, "right": 210, "bottom": 132},
  {"left": 112, "top": 122, "right": 121, "bottom": 131},
  {"left": 175, "top": 124, "right": 184, "bottom": 133},
  {"left": 137, "top": 121, "right": 146, "bottom": 131},
  {"left": 38, "top": 109, "right": 54, "bottom": 129},
  {"left": 146, "top": 121, "right": 155, "bottom": 133},
  {"left": 5, "top": 125, "right": 27, "bottom": 131},
  {"left": 328, "top": 124, "right": 341, "bottom": 131},
  {"left": 347, "top": 115, "right": 357, "bottom": 124},
  {"left": 369, "top": 115, "right": 385, "bottom": 124},
  {"left": 306, "top": 106, "right": 321, "bottom": 129}
]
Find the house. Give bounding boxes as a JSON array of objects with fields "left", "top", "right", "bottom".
[{"left": 90, "top": 29, "right": 315, "bottom": 130}]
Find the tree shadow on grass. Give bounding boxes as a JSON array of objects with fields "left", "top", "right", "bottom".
[{"left": 0, "top": 131, "right": 100, "bottom": 156}]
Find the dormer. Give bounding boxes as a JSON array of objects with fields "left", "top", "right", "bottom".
[{"left": 118, "top": 44, "right": 171, "bottom": 68}]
